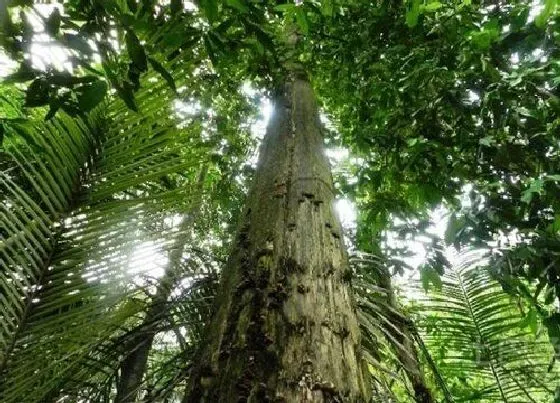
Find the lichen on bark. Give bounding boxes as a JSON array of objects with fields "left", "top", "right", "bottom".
[{"left": 186, "top": 77, "right": 371, "bottom": 402}]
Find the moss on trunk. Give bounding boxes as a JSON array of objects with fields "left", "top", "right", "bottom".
[{"left": 186, "top": 78, "right": 370, "bottom": 402}]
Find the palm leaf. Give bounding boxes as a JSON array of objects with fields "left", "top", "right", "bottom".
[
  {"left": 0, "top": 37, "right": 256, "bottom": 400},
  {"left": 412, "top": 249, "right": 558, "bottom": 402},
  {"left": 351, "top": 252, "right": 441, "bottom": 402}
]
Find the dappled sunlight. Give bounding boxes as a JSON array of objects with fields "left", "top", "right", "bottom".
[{"left": 1, "top": 0, "right": 559, "bottom": 401}]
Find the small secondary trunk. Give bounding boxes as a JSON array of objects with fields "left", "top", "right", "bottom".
[
  {"left": 116, "top": 167, "right": 207, "bottom": 402},
  {"left": 187, "top": 78, "right": 370, "bottom": 402}
]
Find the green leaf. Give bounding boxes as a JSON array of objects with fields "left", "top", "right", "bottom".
[
  {"left": 479, "top": 136, "right": 495, "bottom": 147},
  {"left": 77, "top": 80, "right": 108, "bottom": 111},
  {"left": 203, "top": 35, "right": 218, "bottom": 66},
  {"left": 46, "top": 8, "right": 61, "bottom": 36},
  {"left": 420, "top": 265, "right": 442, "bottom": 291},
  {"left": 274, "top": 4, "right": 294, "bottom": 13},
  {"left": 423, "top": 1, "right": 443, "bottom": 12},
  {"left": 201, "top": 0, "right": 218, "bottom": 23},
  {"left": 322, "top": 0, "right": 333, "bottom": 17},
  {"left": 148, "top": 58, "right": 176, "bottom": 94},
  {"left": 125, "top": 30, "right": 147, "bottom": 72},
  {"left": 535, "top": 0, "right": 557, "bottom": 28},
  {"left": 25, "top": 78, "right": 50, "bottom": 107},
  {"left": 117, "top": 82, "right": 137, "bottom": 111},
  {"left": 170, "top": 0, "right": 182, "bottom": 13},
  {"left": 256, "top": 29, "right": 274, "bottom": 52},
  {"left": 406, "top": 0, "right": 421, "bottom": 28},
  {"left": 520, "top": 308, "right": 539, "bottom": 335},
  {"left": 518, "top": 106, "right": 537, "bottom": 118},
  {"left": 225, "top": 0, "right": 248, "bottom": 13},
  {"left": 521, "top": 179, "right": 544, "bottom": 204},
  {"left": 295, "top": 8, "right": 309, "bottom": 35},
  {"left": 444, "top": 213, "right": 465, "bottom": 246},
  {"left": 470, "top": 30, "right": 498, "bottom": 50},
  {"left": 547, "top": 214, "right": 560, "bottom": 233}
]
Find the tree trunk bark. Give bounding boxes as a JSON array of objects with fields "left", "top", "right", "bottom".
[
  {"left": 116, "top": 166, "right": 207, "bottom": 402},
  {"left": 186, "top": 77, "right": 371, "bottom": 402}
]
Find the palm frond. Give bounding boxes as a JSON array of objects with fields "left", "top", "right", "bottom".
[
  {"left": 0, "top": 97, "right": 193, "bottom": 401},
  {"left": 0, "top": 44, "right": 255, "bottom": 400},
  {"left": 413, "top": 249, "right": 558, "bottom": 402},
  {"left": 351, "top": 252, "right": 439, "bottom": 403}
]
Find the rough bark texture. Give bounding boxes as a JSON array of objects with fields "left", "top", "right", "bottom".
[
  {"left": 186, "top": 78, "right": 370, "bottom": 402},
  {"left": 116, "top": 167, "right": 207, "bottom": 402}
]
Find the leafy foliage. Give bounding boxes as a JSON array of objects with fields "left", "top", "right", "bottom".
[
  {"left": 1, "top": 0, "right": 278, "bottom": 116},
  {"left": 304, "top": 0, "right": 560, "bottom": 362},
  {"left": 308, "top": 0, "right": 558, "bottom": 243},
  {"left": 1, "top": 0, "right": 560, "bottom": 401},
  {"left": 353, "top": 252, "right": 433, "bottom": 403},
  {"left": 0, "top": 30, "right": 257, "bottom": 400},
  {"left": 413, "top": 250, "right": 558, "bottom": 402}
]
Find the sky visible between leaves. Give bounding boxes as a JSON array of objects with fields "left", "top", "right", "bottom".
[
  {"left": 1, "top": 0, "right": 543, "bottom": 289},
  {"left": 0, "top": 1, "right": 448, "bottom": 290}
]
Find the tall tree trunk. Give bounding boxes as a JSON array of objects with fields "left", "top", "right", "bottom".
[
  {"left": 116, "top": 167, "right": 207, "bottom": 402},
  {"left": 186, "top": 77, "right": 371, "bottom": 402}
]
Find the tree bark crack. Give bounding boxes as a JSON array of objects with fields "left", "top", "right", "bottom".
[{"left": 186, "top": 78, "right": 370, "bottom": 402}]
